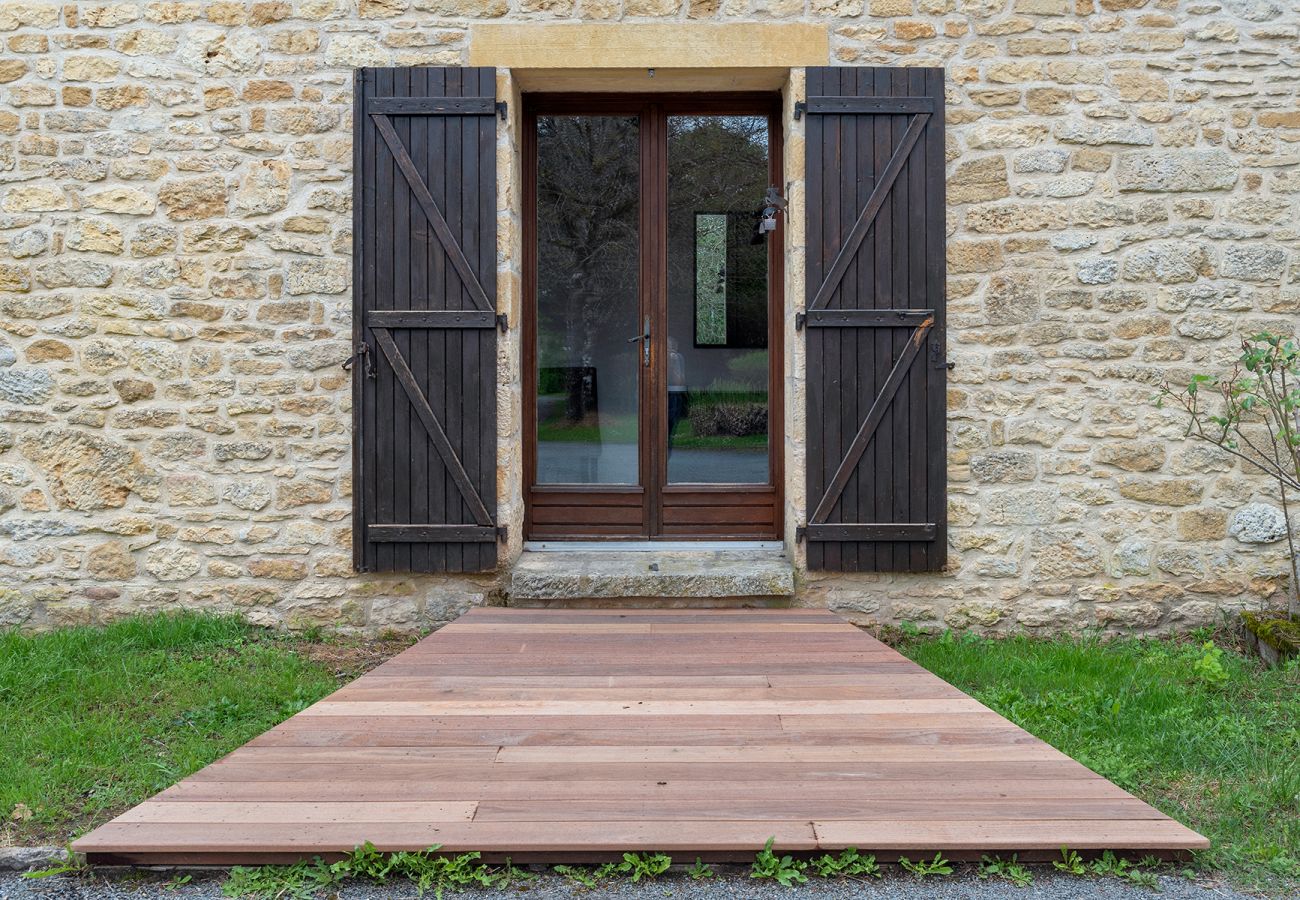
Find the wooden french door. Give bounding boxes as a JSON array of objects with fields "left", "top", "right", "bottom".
[{"left": 523, "top": 94, "right": 784, "bottom": 540}]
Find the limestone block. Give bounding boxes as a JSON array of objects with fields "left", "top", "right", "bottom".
[
  {"left": 1221, "top": 245, "right": 1287, "bottom": 283},
  {"left": 1121, "top": 241, "right": 1210, "bottom": 284},
  {"left": 19, "top": 428, "right": 159, "bottom": 510},
  {"left": 948, "top": 155, "right": 1009, "bottom": 204},
  {"left": 1115, "top": 149, "right": 1238, "bottom": 192},
  {"left": 145, "top": 546, "right": 202, "bottom": 581},
  {"left": 87, "top": 542, "right": 136, "bottom": 580},
  {"left": 1228, "top": 503, "right": 1288, "bottom": 543},
  {"left": 159, "top": 176, "right": 228, "bottom": 221},
  {"left": 0, "top": 368, "right": 53, "bottom": 405},
  {"left": 2, "top": 186, "right": 70, "bottom": 212},
  {"left": 87, "top": 187, "right": 156, "bottom": 215}
]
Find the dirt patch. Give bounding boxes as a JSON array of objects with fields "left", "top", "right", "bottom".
[{"left": 289, "top": 634, "right": 420, "bottom": 683}]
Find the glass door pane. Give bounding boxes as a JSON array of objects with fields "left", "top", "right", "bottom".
[
  {"left": 534, "top": 115, "right": 641, "bottom": 485},
  {"left": 665, "top": 114, "right": 771, "bottom": 485}
]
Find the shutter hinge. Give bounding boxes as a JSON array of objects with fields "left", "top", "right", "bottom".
[
  {"left": 495, "top": 101, "right": 508, "bottom": 122},
  {"left": 793, "top": 100, "right": 807, "bottom": 121},
  {"left": 795, "top": 311, "right": 806, "bottom": 331},
  {"left": 795, "top": 524, "right": 807, "bottom": 542},
  {"left": 341, "top": 341, "right": 375, "bottom": 378},
  {"left": 496, "top": 313, "right": 509, "bottom": 333},
  {"left": 496, "top": 525, "right": 508, "bottom": 542},
  {"left": 929, "top": 340, "right": 954, "bottom": 371}
]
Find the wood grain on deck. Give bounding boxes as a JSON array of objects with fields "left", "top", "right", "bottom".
[{"left": 74, "top": 608, "right": 1207, "bottom": 864}]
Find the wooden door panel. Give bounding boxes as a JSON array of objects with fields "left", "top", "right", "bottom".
[{"left": 522, "top": 95, "right": 784, "bottom": 542}]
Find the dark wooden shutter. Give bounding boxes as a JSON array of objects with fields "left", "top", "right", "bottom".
[
  {"left": 352, "top": 67, "right": 501, "bottom": 573},
  {"left": 802, "top": 67, "right": 947, "bottom": 573}
]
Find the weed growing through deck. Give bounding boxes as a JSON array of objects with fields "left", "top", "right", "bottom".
[
  {"left": 1086, "top": 850, "right": 1167, "bottom": 889},
  {"left": 1053, "top": 847, "right": 1088, "bottom": 875},
  {"left": 686, "top": 858, "right": 715, "bottom": 879},
  {"left": 750, "top": 837, "right": 809, "bottom": 886},
  {"left": 551, "top": 864, "right": 603, "bottom": 888},
  {"left": 896, "top": 627, "right": 1300, "bottom": 893},
  {"left": 978, "top": 854, "right": 1034, "bottom": 887},
  {"left": 898, "top": 852, "right": 954, "bottom": 879},
  {"left": 222, "top": 843, "right": 531, "bottom": 900},
  {"left": 615, "top": 851, "right": 673, "bottom": 882},
  {"left": 809, "top": 847, "right": 881, "bottom": 879},
  {"left": 550, "top": 853, "right": 672, "bottom": 888},
  {"left": 222, "top": 858, "right": 337, "bottom": 900}
]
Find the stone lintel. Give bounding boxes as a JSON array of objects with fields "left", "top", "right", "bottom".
[{"left": 468, "top": 23, "right": 829, "bottom": 72}]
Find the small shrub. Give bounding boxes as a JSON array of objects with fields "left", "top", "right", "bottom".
[
  {"left": 688, "top": 402, "right": 767, "bottom": 437},
  {"left": 1160, "top": 331, "right": 1300, "bottom": 619},
  {"left": 1191, "top": 641, "right": 1229, "bottom": 686}
]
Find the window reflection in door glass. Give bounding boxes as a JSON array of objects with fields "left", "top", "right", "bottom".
[
  {"left": 534, "top": 115, "right": 640, "bottom": 485},
  {"left": 666, "top": 115, "right": 771, "bottom": 485}
]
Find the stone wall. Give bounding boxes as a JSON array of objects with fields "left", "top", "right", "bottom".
[{"left": 0, "top": 1, "right": 1296, "bottom": 632}]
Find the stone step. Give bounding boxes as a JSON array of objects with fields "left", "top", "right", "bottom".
[{"left": 507, "top": 548, "right": 795, "bottom": 604}]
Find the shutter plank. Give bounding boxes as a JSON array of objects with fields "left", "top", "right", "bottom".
[
  {"left": 354, "top": 67, "right": 499, "bottom": 574},
  {"left": 375, "top": 67, "right": 396, "bottom": 575},
  {"left": 446, "top": 67, "right": 466, "bottom": 574},
  {"left": 802, "top": 66, "right": 946, "bottom": 573},
  {"left": 395, "top": 68, "right": 414, "bottom": 574},
  {"left": 907, "top": 67, "right": 929, "bottom": 573},
  {"left": 429, "top": 66, "right": 449, "bottom": 574},
  {"left": 805, "top": 66, "right": 825, "bottom": 573},
  {"left": 409, "top": 67, "right": 431, "bottom": 575}
]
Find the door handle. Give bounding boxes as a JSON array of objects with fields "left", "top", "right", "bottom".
[{"left": 626, "top": 316, "right": 651, "bottom": 367}]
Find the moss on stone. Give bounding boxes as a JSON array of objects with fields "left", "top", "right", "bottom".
[{"left": 1241, "top": 610, "right": 1300, "bottom": 658}]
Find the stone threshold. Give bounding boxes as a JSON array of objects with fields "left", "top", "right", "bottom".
[{"left": 507, "top": 546, "right": 795, "bottom": 604}]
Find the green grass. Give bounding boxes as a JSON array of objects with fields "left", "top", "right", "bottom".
[
  {"left": 0, "top": 612, "right": 345, "bottom": 845},
  {"left": 536, "top": 409, "right": 767, "bottom": 451},
  {"left": 895, "top": 628, "right": 1300, "bottom": 894}
]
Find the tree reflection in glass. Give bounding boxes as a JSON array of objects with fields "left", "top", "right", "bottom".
[{"left": 534, "top": 115, "right": 640, "bottom": 485}]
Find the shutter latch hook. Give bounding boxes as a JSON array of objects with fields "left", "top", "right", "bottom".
[{"left": 342, "top": 341, "right": 376, "bottom": 379}]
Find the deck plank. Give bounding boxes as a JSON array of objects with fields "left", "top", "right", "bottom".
[{"left": 73, "top": 608, "right": 1208, "bottom": 864}]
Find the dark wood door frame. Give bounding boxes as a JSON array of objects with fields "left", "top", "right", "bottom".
[{"left": 522, "top": 93, "right": 785, "bottom": 541}]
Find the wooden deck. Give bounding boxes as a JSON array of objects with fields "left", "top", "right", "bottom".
[{"left": 75, "top": 608, "right": 1207, "bottom": 865}]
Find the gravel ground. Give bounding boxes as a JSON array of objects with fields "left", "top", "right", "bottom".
[{"left": 0, "top": 868, "right": 1268, "bottom": 900}]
